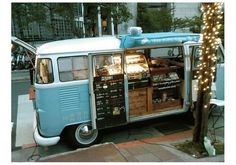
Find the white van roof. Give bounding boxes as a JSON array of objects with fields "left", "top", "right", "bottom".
[
  {"left": 37, "top": 36, "right": 121, "bottom": 55},
  {"left": 36, "top": 32, "right": 202, "bottom": 55}
]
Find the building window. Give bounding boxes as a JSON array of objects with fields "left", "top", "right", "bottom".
[{"left": 58, "top": 56, "right": 88, "bottom": 82}]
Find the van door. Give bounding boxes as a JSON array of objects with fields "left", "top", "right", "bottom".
[
  {"left": 11, "top": 36, "right": 36, "bottom": 71},
  {"left": 11, "top": 37, "right": 36, "bottom": 97},
  {"left": 89, "top": 51, "right": 127, "bottom": 129},
  {"left": 189, "top": 43, "right": 224, "bottom": 102}
]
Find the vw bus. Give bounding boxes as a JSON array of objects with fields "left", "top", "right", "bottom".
[{"left": 12, "top": 29, "right": 224, "bottom": 148}]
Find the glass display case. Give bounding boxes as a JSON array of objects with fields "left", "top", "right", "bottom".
[
  {"left": 125, "top": 53, "right": 150, "bottom": 89},
  {"left": 125, "top": 54, "right": 149, "bottom": 80}
]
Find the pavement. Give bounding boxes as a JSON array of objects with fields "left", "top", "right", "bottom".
[{"left": 12, "top": 128, "right": 224, "bottom": 162}]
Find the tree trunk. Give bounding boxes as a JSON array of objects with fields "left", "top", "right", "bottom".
[
  {"left": 192, "top": 3, "right": 222, "bottom": 144},
  {"left": 193, "top": 90, "right": 210, "bottom": 143}
]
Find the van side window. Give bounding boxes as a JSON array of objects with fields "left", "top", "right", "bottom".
[
  {"left": 216, "top": 46, "right": 224, "bottom": 63},
  {"left": 36, "top": 58, "right": 54, "bottom": 84},
  {"left": 58, "top": 56, "right": 88, "bottom": 82},
  {"left": 191, "top": 45, "right": 224, "bottom": 69},
  {"left": 192, "top": 47, "right": 201, "bottom": 69},
  {"left": 150, "top": 47, "right": 182, "bottom": 58}
]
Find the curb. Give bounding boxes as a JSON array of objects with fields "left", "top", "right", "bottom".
[
  {"left": 12, "top": 77, "right": 30, "bottom": 81},
  {"left": 12, "top": 70, "right": 30, "bottom": 81},
  {"left": 21, "top": 143, "right": 37, "bottom": 150}
]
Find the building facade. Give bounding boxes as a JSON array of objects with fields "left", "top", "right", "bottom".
[{"left": 172, "top": 3, "right": 201, "bottom": 19}]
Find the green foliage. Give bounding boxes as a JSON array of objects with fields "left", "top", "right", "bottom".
[
  {"left": 137, "top": 4, "right": 172, "bottom": 32},
  {"left": 12, "top": 3, "right": 46, "bottom": 27},
  {"left": 12, "top": 3, "right": 132, "bottom": 38},
  {"left": 12, "top": 3, "right": 47, "bottom": 39},
  {"left": 188, "top": 16, "right": 203, "bottom": 33},
  {"left": 83, "top": 3, "right": 132, "bottom": 36},
  {"left": 112, "top": 3, "right": 133, "bottom": 24},
  {"left": 173, "top": 16, "right": 203, "bottom": 33},
  {"left": 94, "top": 3, "right": 132, "bottom": 24}
]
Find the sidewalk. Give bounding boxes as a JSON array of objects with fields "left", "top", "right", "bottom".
[
  {"left": 115, "top": 130, "right": 224, "bottom": 162},
  {"left": 13, "top": 130, "right": 223, "bottom": 162}
]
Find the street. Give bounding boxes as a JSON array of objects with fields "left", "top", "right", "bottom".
[{"left": 11, "top": 78, "right": 31, "bottom": 150}]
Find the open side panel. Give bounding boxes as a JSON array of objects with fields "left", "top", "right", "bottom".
[
  {"left": 126, "top": 46, "right": 186, "bottom": 120},
  {"left": 190, "top": 43, "right": 224, "bottom": 102},
  {"left": 89, "top": 51, "right": 127, "bottom": 129}
]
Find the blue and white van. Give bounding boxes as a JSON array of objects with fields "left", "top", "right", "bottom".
[{"left": 12, "top": 29, "right": 224, "bottom": 148}]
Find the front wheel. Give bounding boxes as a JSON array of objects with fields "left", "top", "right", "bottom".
[{"left": 68, "top": 123, "right": 100, "bottom": 148}]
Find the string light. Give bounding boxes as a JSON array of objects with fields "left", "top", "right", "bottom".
[{"left": 196, "top": 3, "right": 223, "bottom": 110}]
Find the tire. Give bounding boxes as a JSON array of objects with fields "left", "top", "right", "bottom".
[{"left": 68, "top": 123, "right": 100, "bottom": 148}]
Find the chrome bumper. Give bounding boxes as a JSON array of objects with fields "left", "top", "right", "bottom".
[{"left": 33, "top": 111, "right": 60, "bottom": 146}]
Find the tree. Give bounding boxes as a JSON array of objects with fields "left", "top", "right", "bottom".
[
  {"left": 104, "top": 3, "right": 133, "bottom": 34},
  {"left": 172, "top": 16, "right": 203, "bottom": 33},
  {"left": 172, "top": 17, "right": 189, "bottom": 31},
  {"left": 192, "top": 3, "right": 223, "bottom": 144},
  {"left": 12, "top": 3, "right": 25, "bottom": 38},
  {"left": 12, "top": 3, "right": 132, "bottom": 39},
  {"left": 52, "top": 3, "right": 82, "bottom": 37},
  {"left": 12, "top": 3, "right": 47, "bottom": 39},
  {"left": 83, "top": 3, "right": 132, "bottom": 36},
  {"left": 51, "top": 3, "right": 132, "bottom": 37},
  {"left": 137, "top": 4, "right": 173, "bottom": 32},
  {"left": 42, "top": 3, "right": 58, "bottom": 39},
  {"left": 188, "top": 16, "right": 203, "bottom": 33}
]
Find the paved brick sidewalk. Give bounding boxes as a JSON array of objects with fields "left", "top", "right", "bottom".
[
  {"left": 34, "top": 130, "right": 224, "bottom": 162},
  {"left": 116, "top": 130, "right": 224, "bottom": 162}
]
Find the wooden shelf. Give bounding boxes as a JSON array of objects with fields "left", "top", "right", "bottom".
[
  {"left": 128, "top": 87, "right": 152, "bottom": 116},
  {"left": 150, "top": 66, "right": 180, "bottom": 74},
  {"left": 153, "top": 99, "right": 182, "bottom": 112}
]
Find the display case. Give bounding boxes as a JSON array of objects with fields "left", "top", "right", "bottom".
[
  {"left": 125, "top": 54, "right": 150, "bottom": 89},
  {"left": 149, "top": 58, "right": 182, "bottom": 111}
]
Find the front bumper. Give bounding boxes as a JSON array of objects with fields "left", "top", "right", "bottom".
[{"left": 33, "top": 111, "right": 60, "bottom": 146}]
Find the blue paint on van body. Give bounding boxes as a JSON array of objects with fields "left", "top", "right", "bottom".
[{"left": 36, "top": 83, "right": 90, "bottom": 137}]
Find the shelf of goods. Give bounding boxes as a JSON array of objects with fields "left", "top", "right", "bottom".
[{"left": 150, "top": 65, "right": 182, "bottom": 112}]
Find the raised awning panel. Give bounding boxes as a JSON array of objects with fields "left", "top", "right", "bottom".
[{"left": 119, "top": 32, "right": 201, "bottom": 48}]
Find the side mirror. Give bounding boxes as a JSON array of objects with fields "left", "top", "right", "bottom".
[{"left": 168, "top": 50, "right": 173, "bottom": 56}]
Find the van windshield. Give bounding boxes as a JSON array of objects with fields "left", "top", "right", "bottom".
[{"left": 36, "top": 58, "right": 54, "bottom": 84}]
